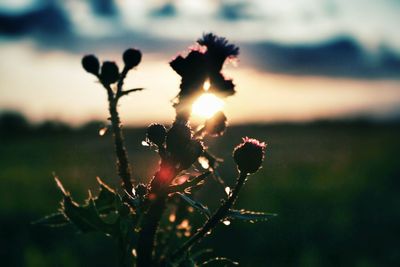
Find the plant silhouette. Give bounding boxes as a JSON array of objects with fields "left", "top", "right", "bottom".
[{"left": 37, "top": 33, "right": 275, "bottom": 267}]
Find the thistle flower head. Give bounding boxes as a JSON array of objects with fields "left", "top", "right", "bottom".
[
  {"left": 170, "top": 50, "right": 207, "bottom": 97},
  {"left": 166, "top": 123, "right": 192, "bottom": 155},
  {"left": 198, "top": 33, "right": 239, "bottom": 70},
  {"left": 170, "top": 33, "right": 238, "bottom": 102},
  {"left": 146, "top": 123, "right": 166, "bottom": 146},
  {"left": 179, "top": 140, "right": 204, "bottom": 169},
  {"left": 233, "top": 137, "right": 266, "bottom": 174}
]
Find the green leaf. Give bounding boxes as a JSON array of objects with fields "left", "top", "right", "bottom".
[
  {"left": 177, "top": 193, "right": 211, "bottom": 218},
  {"left": 42, "top": 176, "right": 138, "bottom": 245},
  {"left": 58, "top": 177, "right": 127, "bottom": 236},
  {"left": 226, "top": 209, "right": 277, "bottom": 222},
  {"left": 32, "top": 212, "right": 69, "bottom": 227},
  {"left": 63, "top": 195, "right": 116, "bottom": 235},
  {"left": 94, "top": 177, "right": 122, "bottom": 215}
]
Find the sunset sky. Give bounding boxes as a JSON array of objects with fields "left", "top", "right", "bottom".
[{"left": 1, "top": 0, "right": 399, "bottom": 126}]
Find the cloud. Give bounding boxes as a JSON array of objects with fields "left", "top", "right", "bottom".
[
  {"left": 218, "top": 2, "right": 254, "bottom": 21},
  {"left": 245, "top": 37, "right": 400, "bottom": 79},
  {"left": 0, "top": 1, "right": 399, "bottom": 80},
  {"left": 0, "top": 2, "right": 71, "bottom": 36},
  {"left": 150, "top": 3, "right": 177, "bottom": 18},
  {"left": 89, "top": 0, "right": 117, "bottom": 17}
]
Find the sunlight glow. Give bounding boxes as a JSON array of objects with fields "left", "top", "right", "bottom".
[
  {"left": 203, "top": 79, "right": 211, "bottom": 91},
  {"left": 192, "top": 93, "right": 224, "bottom": 119}
]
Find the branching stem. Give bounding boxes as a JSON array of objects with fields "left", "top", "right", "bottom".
[
  {"left": 104, "top": 83, "right": 134, "bottom": 194},
  {"left": 170, "top": 171, "right": 248, "bottom": 262},
  {"left": 137, "top": 162, "right": 177, "bottom": 267}
]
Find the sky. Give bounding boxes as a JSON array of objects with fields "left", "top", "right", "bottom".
[{"left": 0, "top": 0, "right": 399, "bottom": 126}]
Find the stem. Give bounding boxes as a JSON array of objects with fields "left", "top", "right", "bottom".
[
  {"left": 137, "top": 193, "right": 167, "bottom": 267},
  {"left": 137, "top": 163, "right": 176, "bottom": 267},
  {"left": 170, "top": 172, "right": 248, "bottom": 262},
  {"left": 105, "top": 84, "right": 134, "bottom": 194},
  {"left": 137, "top": 115, "right": 190, "bottom": 266},
  {"left": 117, "top": 67, "right": 129, "bottom": 97},
  {"left": 117, "top": 235, "right": 134, "bottom": 267}
]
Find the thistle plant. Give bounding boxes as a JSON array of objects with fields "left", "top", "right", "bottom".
[{"left": 37, "top": 33, "right": 276, "bottom": 267}]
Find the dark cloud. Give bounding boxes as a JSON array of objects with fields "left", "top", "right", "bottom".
[
  {"left": 0, "top": 2, "right": 71, "bottom": 36},
  {"left": 245, "top": 37, "right": 400, "bottom": 79},
  {"left": 150, "top": 3, "right": 177, "bottom": 18},
  {"left": 89, "top": 0, "right": 117, "bottom": 17},
  {"left": 218, "top": 2, "right": 253, "bottom": 21},
  {"left": 0, "top": 1, "right": 399, "bottom": 80}
]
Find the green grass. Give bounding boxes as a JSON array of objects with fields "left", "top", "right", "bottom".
[{"left": 1, "top": 123, "right": 399, "bottom": 266}]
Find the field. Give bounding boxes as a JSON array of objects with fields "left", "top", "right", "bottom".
[{"left": 1, "top": 122, "right": 399, "bottom": 267}]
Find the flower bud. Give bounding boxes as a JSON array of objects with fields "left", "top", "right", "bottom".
[
  {"left": 82, "top": 54, "right": 100, "bottom": 76},
  {"left": 146, "top": 123, "right": 166, "bottom": 146},
  {"left": 166, "top": 123, "right": 192, "bottom": 155},
  {"left": 204, "top": 111, "right": 227, "bottom": 137},
  {"left": 233, "top": 137, "right": 266, "bottom": 174},
  {"left": 100, "top": 61, "right": 119, "bottom": 84},
  {"left": 179, "top": 140, "right": 204, "bottom": 169},
  {"left": 135, "top": 183, "right": 148, "bottom": 198},
  {"left": 123, "top": 48, "right": 142, "bottom": 70}
]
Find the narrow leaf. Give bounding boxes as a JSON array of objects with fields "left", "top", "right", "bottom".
[
  {"left": 201, "top": 257, "right": 239, "bottom": 266},
  {"left": 177, "top": 193, "right": 211, "bottom": 218},
  {"left": 226, "top": 209, "right": 277, "bottom": 222},
  {"left": 54, "top": 176, "right": 69, "bottom": 196},
  {"left": 32, "top": 212, "right": 69, "bottom": 227},
  {"left": 94, "top": 177, "right": 121, "bottom": 214},
  {"left": 63, "top": 196, "right": 116, "bottom": 235}
]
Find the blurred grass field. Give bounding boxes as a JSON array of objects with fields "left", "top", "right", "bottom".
[{"left": 1, "top": 122, "right": 399, "bottom": 267}]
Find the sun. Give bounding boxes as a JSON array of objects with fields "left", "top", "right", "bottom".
[{"left": 192, "top": 93, "right": 224, "bottom": 119}]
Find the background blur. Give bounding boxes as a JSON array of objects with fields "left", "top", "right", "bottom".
[{"left": 1, "top": 0, "right": 399, "bottom": 266}]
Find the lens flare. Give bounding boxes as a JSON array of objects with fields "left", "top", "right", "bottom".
[{"left": 192, "top": 93, "right": 224, "bottom": 119}]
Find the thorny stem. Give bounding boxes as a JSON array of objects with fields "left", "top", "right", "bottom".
[
  {"left": 117, "top": 67, "right": 129, "bottom": 97},
  {"left": 137, "top": 111, "right": 190, "bottom": 267},
  {"left": 170, "top": 171, "right": 248, "bottom": 263},
  {"left": 137, "top": 162, "right": 177, "bottom": 267},
  {"left": 104, "top": 83, "right": 134, "bottom": 194}
]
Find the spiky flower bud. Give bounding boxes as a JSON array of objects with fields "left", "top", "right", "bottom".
[
  {"left": 82, "top": 54, "right": 100, "bottom": 76},
  {"left": 123, "top": 48, "right": 142, "bottom": 70},
  {"left": 180, "top": 140, "right": 204, "bottom": 169},
  {"left": 166, "top": 123, "right": 192, "bottom": 155},
  {"left": 146, "top": 123, "right": 166, "bottom": 146},
  {"left": 135, "top": 183, "right": 148, "bottom": 198},
  {"left": 204, "top": 111, "right": 227, "bottom": 137},
  {"left": 233, "top": 137, "right": 266, "bottom": 174},
  {"left": 100, "top": 61, "right": 119, "bottom": 85}
]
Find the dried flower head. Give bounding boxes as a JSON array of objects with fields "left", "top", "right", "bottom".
[
  {"left": 82, "top": 54, "right": 100, "bottom": 76},
  {"left": 170, "top": 33, "right": 238, "bottom": 102},
  {"left": 170, "top": 50, "right": 207, "bottom": 97},
  {"left": 198, "top": 33, "right": 239, "bottom": 72},
  {"left": 123, "top": 48, "right": 142, "bottom": 70},
  {"left": 146, "top": 123, "right": 166, "bottom": 146},
  {"left": 233, "top": 137, "right": 266, "bottom": 174},
  {"left": 204, "top": 111, "right": 227, "bottom": 137},
  {"left": 100, "top": 61, "right": 120, "bottom": 85}
]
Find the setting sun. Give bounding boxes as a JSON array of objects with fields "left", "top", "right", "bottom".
[{"left": 192, "top": 93, "right": 224, "bottom": 119}]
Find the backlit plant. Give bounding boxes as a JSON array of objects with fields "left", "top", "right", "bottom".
[{"left": 38, "top": 33, "right": 276, "bottom": 267}]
